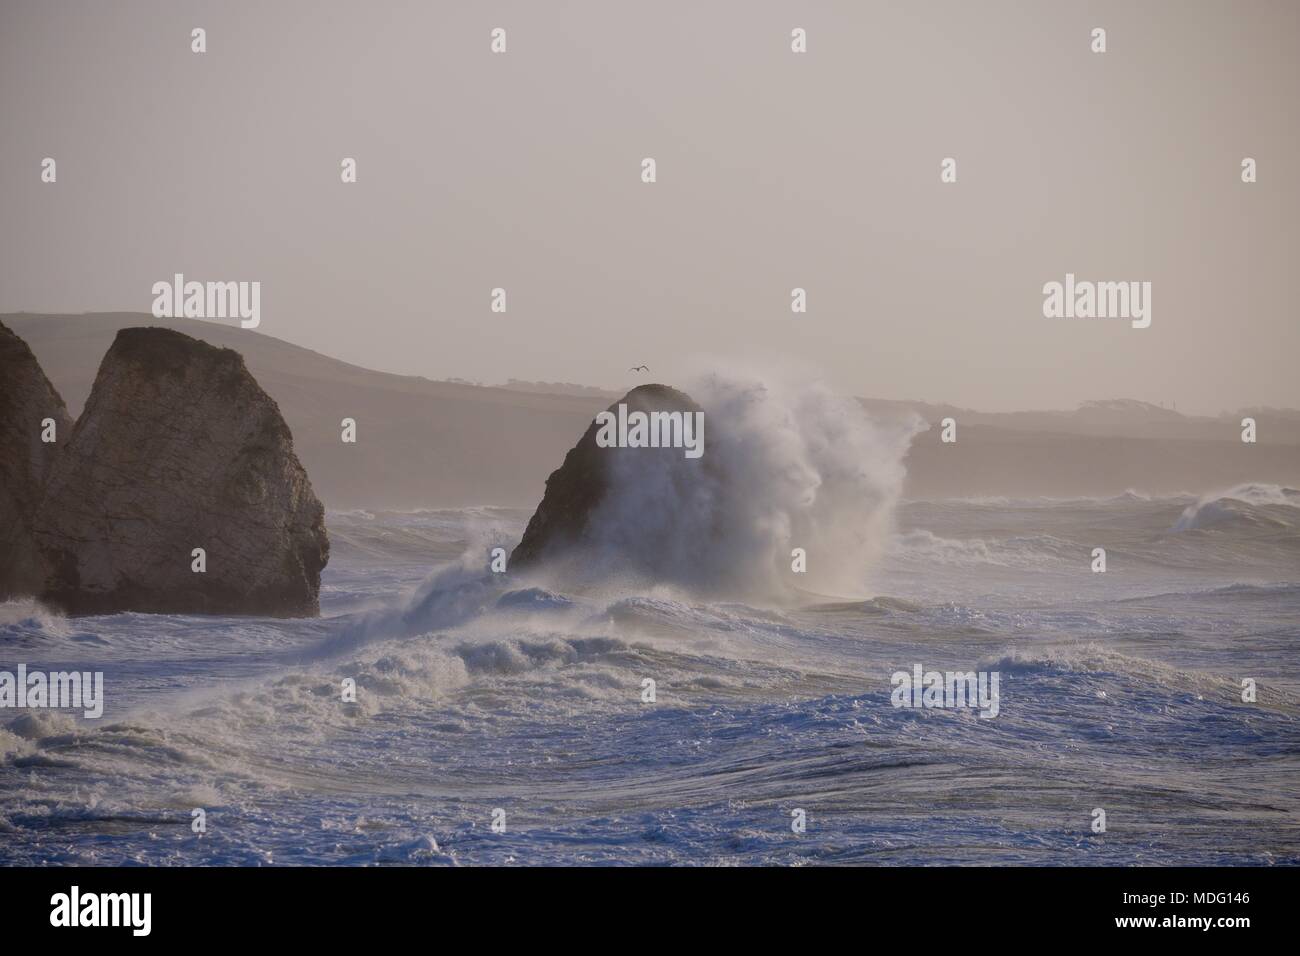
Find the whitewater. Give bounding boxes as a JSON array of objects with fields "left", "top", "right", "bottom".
[
  {"left": 1, "top": 368, "right": 1298, "bottom": 867},
  {"left": 1, "top": 482, "right": 1296, "bottom": 865}
]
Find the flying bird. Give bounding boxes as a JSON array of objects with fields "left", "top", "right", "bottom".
[{"left": 630, "top": 365, "right": 649, "bottom": 372}]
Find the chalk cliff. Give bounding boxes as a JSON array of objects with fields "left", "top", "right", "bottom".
[{"left": 32, "top": 327, "right": 329, "bottom": 615}]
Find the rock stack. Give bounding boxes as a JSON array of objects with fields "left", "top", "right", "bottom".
[
  {"left": 0, "top": 320, "right": 72, "bottom": 599},
  {"left": 1, "top": 323, "right": 329, "bottom": 616},
  {"left": 510, "top": 383, "right": 706, "bottom": 571}
]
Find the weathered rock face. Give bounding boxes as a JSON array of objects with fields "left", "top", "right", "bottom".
[
  {"left": 510, "top": 384, "right": 707, "bottom": 571},
  {"left": 0, "top": 320, "right": 72, "bottom": 598},
  {"left": 32, "top": 327, "right": 329, "bottom": 616}
]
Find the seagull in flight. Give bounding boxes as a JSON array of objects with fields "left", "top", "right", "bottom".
[{"left": 629, "top": 365, "right": 649, "bottom": 372}]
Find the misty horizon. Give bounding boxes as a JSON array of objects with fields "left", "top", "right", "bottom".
[
  {"left": 7, "top": 310, "right": 1297, "bottom": 420},
  {"left": 3, "top": 1, "right": 1298, "bottom": 417}
]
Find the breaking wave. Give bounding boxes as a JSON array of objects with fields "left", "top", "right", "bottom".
[
  {"left": 545, "top": 373, "right": 923, "bottom": 600},
  {"left": 1171, "top": 483, "right": 1300, "bottom": 532}
]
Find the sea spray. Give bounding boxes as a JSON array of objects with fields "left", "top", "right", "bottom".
[{"left": 575, "top": 373, "right": 923, "bottom": 599}]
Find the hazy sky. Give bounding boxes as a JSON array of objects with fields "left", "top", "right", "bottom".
[{"left": 2, "top": 0, "right": 1297, "bottom": 414}]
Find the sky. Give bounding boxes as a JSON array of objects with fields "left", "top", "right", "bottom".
[{"left": 2, "top": 0, "right": 1297, "bottom": 414}]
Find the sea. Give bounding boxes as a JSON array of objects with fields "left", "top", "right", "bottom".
[{"left": 2, "top": 484, "right": 1297, "bottom": 865}]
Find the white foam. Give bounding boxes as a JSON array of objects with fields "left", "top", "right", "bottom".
[{"left": 553, "top": 372, "right": 922, "bottom": 600}]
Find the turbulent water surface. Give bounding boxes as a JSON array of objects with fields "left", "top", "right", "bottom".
[{"left": 2, "top": 488, "right": 1298, "bottom": 865}]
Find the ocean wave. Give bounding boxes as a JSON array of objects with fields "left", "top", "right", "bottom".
[
  {"left": 495, "top": 588, "right": 575, "bottom": 612},
  {"left": 1171, "top": 483, "right": 1300, "bottom": 532},
  {"left": 981, "top": 646, "right": 1225, "bottom": 693},
  {"left": 1118, "top": 581, "right": 1300, "bottom": 603},
  {"left": 904, "top": 491, "right": 1199, "bottom": 507},
  {"left": 888, "top": 529, "right": 1076, "bottom": 568},
  {"left": 5, "top": 491, "right": 1298, "bottom": 866},
  {"left": 0, "top": 599, "right": 74, "bottom": 642},
  {"left": 534, "top": 372, "right": 922, "bottom": 601}
]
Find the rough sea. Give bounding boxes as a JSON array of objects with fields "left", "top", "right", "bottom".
[{"left": 2, "top": 485, "right": 1297, "bottom": 866}]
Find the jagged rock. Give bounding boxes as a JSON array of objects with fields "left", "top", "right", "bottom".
[
  {"left": 510, "top": 384, "right": 706, "bottom": 570},
  {"left": 32, "top": 327, "right": 328, "bottom": 616},
  {"left": 0, "top": 320, "right": 72, "bottom": 598}
]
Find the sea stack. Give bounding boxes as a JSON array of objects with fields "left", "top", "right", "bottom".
[
  {"left": 510, "top": 383, "right": 707, "bottom": 571},
  {"left": 0, "top": 320, "right": 72, "bottom": 599},
  {"left": 32, "top": 327, "right": 329, "bottom": 616}
]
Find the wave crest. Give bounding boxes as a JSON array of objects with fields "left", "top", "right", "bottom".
[
  {"left": 551, "top": 373, "right": 921, "bottom": 600},
  {"left": 1172, "top": 483, "right": 1300, "bottom": 532}
]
